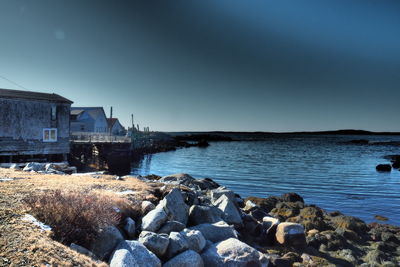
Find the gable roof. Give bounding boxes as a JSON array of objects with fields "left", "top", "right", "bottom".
[
  {"left": 71, "top": 107, "right": 107, "bottom": 121},
  {"left": 107, "top": 118, "right": 118, "bottom": 128},
  {"left": 0, "top": 88, "right": 73, "bottom": 103}
]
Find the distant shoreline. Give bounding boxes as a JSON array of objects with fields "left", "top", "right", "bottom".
[{"left": 168, "top": 129, "right": 400, "bottom": 136}]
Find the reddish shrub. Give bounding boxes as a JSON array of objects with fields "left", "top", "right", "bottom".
[{"left": 23, "top": 190, "right": 121, "bottom": 247}]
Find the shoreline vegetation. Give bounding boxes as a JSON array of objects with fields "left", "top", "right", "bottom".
[{"left": 0, "top": 168, "right": 399, "bottom": 266}]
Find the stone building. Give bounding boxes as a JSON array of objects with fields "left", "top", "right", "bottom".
[{"left": 0, "top": 88, "right": 73, "bottom": 162}]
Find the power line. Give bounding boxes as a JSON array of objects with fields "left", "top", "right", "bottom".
[{"left": 0, "top": 75, "right": 31, "bottom": 91}]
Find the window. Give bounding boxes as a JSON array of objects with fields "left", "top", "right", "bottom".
[
  {"left": 51, "top": 106, "right": 57, "bottom": 121},
  {"left": 43, "top": 128, "right": 57, "bottom": 142}
]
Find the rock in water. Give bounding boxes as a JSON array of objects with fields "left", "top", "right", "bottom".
[
  {"left": 138, "top": 231, "right": 169, "bottom": 258},
  {"left": 163, "top": 250, "right": 204, "bottom": 267},
  {"left": 110, "top": 240, "right": 161, "bottom": 267},
  {"left": 376, "top": 164, "right": 392, "bottom": 172},
  {"left": 188, "top": 205, "right": 224, "bottom": 225},
  {"left": 142, "top": 206, "right": 168, "bottom": 232},
  {"left": 90, "top": 226, "right": 124, "bottom": 260},
  {"left": 213, "top": 194, "right": 243, "bottom": 225},
  {"left": 189, "top": 221, "right": 238, "bottom": 243},
  {"left": 201, "top": 238, "right": 269, "bottom": 267},
  {"left": 165, "top": 231, "right": 189, "bottom": 259},
  {"left": 275, "top": 222, "right": 306, "bottom": 249},
  {"left": 160, "top": 188, "right": 189, "bottom": 225}
]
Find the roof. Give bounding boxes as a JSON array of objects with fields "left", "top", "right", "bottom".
[
  {"left": 107, "top": 118, "right": 118, "bottom": 128},
  {"left": 0, "top": 88, "right": 73, "bottom": 104},
  {"left": 70, "top": 109, "right": 84, "bottom": 115},
  {"left": 71, "top": 107, "right": 107, "bottom": 121}
]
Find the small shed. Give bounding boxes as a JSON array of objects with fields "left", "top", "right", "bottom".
[{"left": 0, "top": 88, "right": 73, "bottom": 162}]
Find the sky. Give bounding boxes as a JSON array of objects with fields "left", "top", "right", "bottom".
[{"left": 0, "top": 0, "right": 399, "bottom": 132}]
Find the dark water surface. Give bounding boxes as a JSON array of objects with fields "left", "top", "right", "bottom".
[{"left": 131, "top": 135, "right": 400, "bottom": 225}]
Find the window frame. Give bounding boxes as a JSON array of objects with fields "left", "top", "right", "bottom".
[{"left": 43, "top": 128, "right": 58, "bottom": 142}]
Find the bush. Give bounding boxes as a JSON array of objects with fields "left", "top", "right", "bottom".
[{"left": 23, "top": 190, "right": 121, "bottom": 247}]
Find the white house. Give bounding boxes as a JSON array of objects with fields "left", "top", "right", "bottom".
[
  {"left": 107, "top": 118, "right": 126, "bottom": 136},
  {"left": 70, "top": 107, "right": 108, "bottom": 133}
]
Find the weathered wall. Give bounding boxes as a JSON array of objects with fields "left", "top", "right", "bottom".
[{"left": 0, "top": 98, "right": 70, "bottom": 156}]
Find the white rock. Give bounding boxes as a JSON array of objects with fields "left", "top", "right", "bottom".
[
  {"left": 163, "top": 250, "right": 204, "bottom": 267},
  {"left": 158, "top": 221, "right": 186, "bottom": 234},
  {"left": 213, "top": 195, "right": 243, "bottom": 225},
  {"left": 142, "top": 207, "right": 168, "bottom": 232},
  {"left": 138, "top": 231, "right": 169, "bottom": 258},
  {"left": 188, "top": 205, "right": 224, "bottom": 225},
  {"left": 165, "top": 231, "right": 189, "bottom": 259},
  {"left": 109, "top": 248, "right": 137, "bottom": 267},
  {"left": 201, "top": 238, "right": 269, "bottom": 267},
  {"left": 210, "top": 187, "right": 236, "bottom": 203},
  {"left": 189, "top": 221, "right": 238, "bottom": 243},
  {"left": 110, "top": 240, "right": 161, "bottom": 267},
  {"left": 160, "top": 188, "right": 189, "bottom": 225},
  {"left": 181, "top": 229, "right": 206, "bottom": 253}
]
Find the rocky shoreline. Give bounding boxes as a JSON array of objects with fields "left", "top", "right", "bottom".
[{"left": 60, "top": 173, "right": 399, "bottom": 266}]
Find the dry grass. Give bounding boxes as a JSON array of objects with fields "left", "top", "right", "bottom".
[{"left": 0, "top": 168, "right": 158, "bottom": 266}]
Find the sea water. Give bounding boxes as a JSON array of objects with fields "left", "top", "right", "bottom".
[{"left": 132, "top": 135, "right": 400, "bottom": 225}]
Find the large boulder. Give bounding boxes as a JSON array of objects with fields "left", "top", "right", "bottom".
[
  {"left": 191, "top": 178, "right": 220, "bottom": 190},
  {"left": 141, "top": 206, "right": 168, "bottom": 232},
  {"left": 109, "top": 240, "right": 161, "bottom": 267},
  {"left": 213, "top": 195, "right": 243, "bottom": 225},
  {"left": 275, "top": 222, "right": 306, "bottom": 249},
  {"left": 210, "top": 187, "right": 236, "bottom": 203},
  {"left": 159, "top": 188, "right": 189, "bottom": 225},
  {"left": 124, "top": 217, "right": 136, "bottom": 239},
  {"left": 188, "top": 205, "right": 224, "bottom": 225},
  {"left": 159, "top": 173, "right": 195, "bottom": 185},
  {"left": 165, "top": 231, "right": 189, "bottom": 259},
  {"left": 189, "top": 221, "right": 238, "bottom": 243},
  {"left": 138, "top": 231, "right": 169, "bottom": 258},
  {"left": 109, "top": 248, "right": 137, "bottom": 267},
  {"left": 181, "top": 229, "right": 206, "bottom": 253},
  {"left": 90, "top": 226, "right": 124, "bottom": 260},
  {"left": 158, "top": 221, "right": 186, "bottom": 234},
  {"left": 201, "top": 238, "right": 269, "bottom": 267},
  {"left": 163, "top": 250, "right": 204, "bottom": 267}
]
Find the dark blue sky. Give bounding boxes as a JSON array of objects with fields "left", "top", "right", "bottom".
[{"left": 1, "top": 0, "right": 399, "bottom": 131}]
